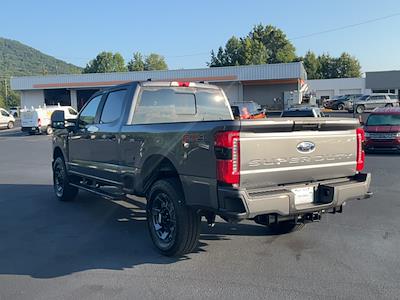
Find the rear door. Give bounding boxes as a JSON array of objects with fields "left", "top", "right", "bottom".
[{"left": 90, "top": 88, "right": 128, "bottom": 182}]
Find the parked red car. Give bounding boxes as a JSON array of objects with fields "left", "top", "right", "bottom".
[{"left": 364, "top": 107, "right": 400, "bottom": 152}]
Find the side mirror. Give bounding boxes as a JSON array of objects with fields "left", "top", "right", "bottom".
[{"left": 51, "top": 110, "right": 65, "bottom": 129}]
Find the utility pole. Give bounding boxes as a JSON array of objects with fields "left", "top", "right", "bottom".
[{"left": 4, "top": 79, "right": 8, "bottom": 102}]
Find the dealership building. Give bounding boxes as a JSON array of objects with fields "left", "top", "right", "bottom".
[
  {"left": 309, "top": 70, "right": 400, "bottom": 100},
  {"left": 10, "top": 62, "right": 307, "bottom": 111}
]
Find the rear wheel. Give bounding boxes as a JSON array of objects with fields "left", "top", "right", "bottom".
[
  {"left": 7, "top": 121, "right": 14, "bottom": 129},
  {"left": 53, "top": 156, "right": 78, "bottom": 201},
  {"left": 147, "top": 178, "right": 200, "bottom": 256},
  {"left": 356, "top": 105, "right": 365, "bottom": 114},
  {"left": 267, "top": 220, "right": 305, "bottom": 234}
]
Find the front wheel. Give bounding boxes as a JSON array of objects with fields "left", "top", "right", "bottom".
[
  {"left": 7, "top": 121, "right": 14, "bottom": 129},
  {"left": 147, "top": 179, "right": 200, "bottom": 256},
  {"left": 53, "top": 157, "right": 78, "bottom": 201}
]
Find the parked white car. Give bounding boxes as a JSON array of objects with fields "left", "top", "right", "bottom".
[
  {"left": 21, "top": 105, "right": 78, "bottom": 135},
  {"left": 0, "top": 108, "right": 16, "bottom": 129}
]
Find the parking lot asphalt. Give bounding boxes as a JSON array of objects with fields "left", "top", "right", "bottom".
[{"left": 0, "top": 127, "right": 399, "bottom": 300}]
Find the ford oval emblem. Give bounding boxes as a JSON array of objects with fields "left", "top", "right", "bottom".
[{"left": 296, "top": 141, "right": 316, "bottom": 153}]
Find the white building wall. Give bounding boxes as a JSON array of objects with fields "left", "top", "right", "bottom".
[
  {"left": 308, "top": 78, "right": 371, "bottom": 99},
  {"left": 21, "top": 90, "right": 44, "bottom": 109}
]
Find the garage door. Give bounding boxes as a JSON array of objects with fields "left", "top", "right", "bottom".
[
  {"left": 316, "top": 90, "right": 334, "bottom": 100},
  {"left": 339, "top": 89, "right": 362, "bottom": 95}
]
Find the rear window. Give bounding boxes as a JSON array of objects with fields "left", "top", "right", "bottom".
[
  {"left": 366, "top": 114, "right": 400, "bottom": 126},
  {"left": 132, "top": 87, "right": 231, "bottom": 124}
]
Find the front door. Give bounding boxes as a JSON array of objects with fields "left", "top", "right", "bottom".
[{"left": 68, "top": 94, "right": 103, "bottom": 176}]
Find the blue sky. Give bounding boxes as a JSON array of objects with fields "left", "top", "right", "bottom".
[{"left": 1, "top": 0, "right": 400, "bottom": 73}]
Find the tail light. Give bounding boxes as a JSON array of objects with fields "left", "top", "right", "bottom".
[
  {"left": 38, "top": 118, "right": 41, "bottom": 127},
  {"left": 356, "top": 128, "right": 365, "bottom": 171},
  {"left": 214, "top": 131, "right": 240, "bottom": 185}
]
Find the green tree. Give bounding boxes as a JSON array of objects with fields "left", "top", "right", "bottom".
[
  {"left": 303, "top": 51, "right": 321, "bottom": 79},
  {"left": 83, "top": 51, "right": 127, "bottom": 73},
  {"left": 336, "top": 52, "right": 361, "bottom": 78},
  {"left": 240, "top": 37, "right": 268, "bottom": 65},
  {"left": 127, "top": 52, "right": 145, "bottom": 71},
  {"left": 144, "top": 53, "right": 168, "bottom": 71},
  {"left": 0, "top": 79, "right": 20, "bottom": 109},
  {"left": 250, "top": 24, "right": 296, "bottom": 63},
  {"left": 209, "top": 24, "right": 296, "bottom": 67}
]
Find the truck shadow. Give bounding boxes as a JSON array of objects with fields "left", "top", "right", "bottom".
[{"left": 0, "top": 184, "right": 270, "bottom": 279}]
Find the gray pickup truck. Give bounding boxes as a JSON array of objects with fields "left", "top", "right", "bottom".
[{"left": 51, "top": 81, "right": 372, "bottom": 256}]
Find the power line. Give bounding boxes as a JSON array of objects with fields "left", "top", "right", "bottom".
[{"left": 289, "top": 12, "right": 400, "bottom": 40}]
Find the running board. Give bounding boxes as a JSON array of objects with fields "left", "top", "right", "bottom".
[{"left": 70, "top": 183, "right": 125, "bottom": 200}]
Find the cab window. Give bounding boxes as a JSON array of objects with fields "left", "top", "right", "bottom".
[
  {"left": 100, "top": 89, "right": 127, "bottom": 124},
  {"left": 79, "top": 95, "right": 102, "bottom": 126}
]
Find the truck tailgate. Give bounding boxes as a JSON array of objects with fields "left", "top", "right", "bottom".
[{"left": 239, "top": 118, "right": 360, "bottom": 189}]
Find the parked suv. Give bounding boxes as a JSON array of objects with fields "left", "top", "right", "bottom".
[
  {"left": 364, "top": 107, "right": 400, "bottom": 152},
  {"left": 349, "top": 94, "right": 399, "bottom": 114}
]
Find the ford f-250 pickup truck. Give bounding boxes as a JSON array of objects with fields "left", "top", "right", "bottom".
[{"left": 51, "top": 81, "right": 372, "bottom": 256}]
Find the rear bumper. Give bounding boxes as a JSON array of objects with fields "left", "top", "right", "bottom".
[
  {"left": 217, "top": 173, "right": 371, "bottom": 220},
  {"left": 21, "top": 126, "right": 47, "bottom": 133}
]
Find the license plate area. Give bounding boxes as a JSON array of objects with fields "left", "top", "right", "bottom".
[{"left": 291, "top": 186, "right": 314, "bottom": 205}]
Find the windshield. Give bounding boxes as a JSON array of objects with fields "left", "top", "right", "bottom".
[{"left": 366, "top": 114, "right": 400, "bottom": 126}]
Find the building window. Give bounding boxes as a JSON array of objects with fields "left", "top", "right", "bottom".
[{"left": 389, "top": 89, "right": 395, "bottom": 94}]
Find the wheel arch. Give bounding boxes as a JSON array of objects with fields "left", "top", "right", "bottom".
[{"left": 140, "top": 154, "right": 183, "bottom": 198}]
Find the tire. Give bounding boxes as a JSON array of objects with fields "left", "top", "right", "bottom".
[
  {"left": 7, "top": 121, "right": 14, "bottom": 129},
  {"left": 53, "top": 156, "right": 78, "bottom": 202},
  {"left": 385, "top": 103, "right": 393, "bottom": 108},
  {"left": 356, "top": 105, "right": 365, "bottom": 114},
  {"left": 147, "top": 178, "right": 200, "bottom": 256},
  {"left": 267, "top": 220, "right": 305, "bottom": 235},
  {"left": 337, "top": 103, "right": 345, "bottom": 110},
  {"left": 46, "top": 126, "right": 53, "bottom": 135}
]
